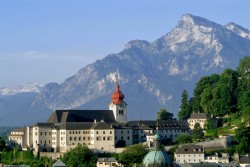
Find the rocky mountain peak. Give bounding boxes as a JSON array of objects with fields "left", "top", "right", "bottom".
[
  {"left": 124, "top": 40, "right": 150, "bottom": 50},
  {"left": 225, "top": 22, "right": 250, "bottom": 40}
]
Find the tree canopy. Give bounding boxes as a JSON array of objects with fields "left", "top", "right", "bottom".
[
  {"left": 178, "top": 56, "right": 250, "bottom": 119},
  {"left": 119, "top": 143, "right": 148, "bottom": 167},
  {"left": 178, "top": 90, "right": 191, "bottom": 120},
  {"left": 62, "top": 144, "right": 97, "bottom": 167},
  {"left": 157, "top": 108, "right": 174, "bottom": 121}
]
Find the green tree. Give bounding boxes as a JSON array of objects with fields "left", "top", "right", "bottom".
[
  {"left": 192, "top": 123, "right": 204, "bottom": 141},
  {"left": 157, "top": 108, "right": 173, "bottom": 121},
  {"left": 237, "top": 56, "right": 250, "bottom": 76},
  {"left": 119, "top": 143, "right": 148, "bottom": 167},
  {"left": 178, "top": 90, "right": 191, "bottom": 120},
  {"left": 200, "top": 88, "right": 213, "bottom": 113},
  {"left": 237, "top": 57, "right": 250, "bottom": 121},
  {"left": 62, "top": 144, "right": 97, "bottom": 167},
  {"left": 235, "top": 124, "right": 250, "bottom": 154},
  {"left": 0, "top": 137, "right": 6, "bottom": 151},
  {"left": 175, "top": 134, "right": 192, "bottom": 144}
]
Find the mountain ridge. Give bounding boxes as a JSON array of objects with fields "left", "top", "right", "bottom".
[{"left": 1, "top": 13, "right": 250, "bottom": 126}]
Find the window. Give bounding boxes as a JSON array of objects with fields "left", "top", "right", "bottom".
[
  {"left": 119, "top": 110, "right": 123, "bottom": 114},
  {"left": 79, "top": 137, "right": 81, "bottom": 141},
  {"left": 127, "top": 136, "right": 130, "bottom": 140},
  {"left": 74, "top": 137, "right": 77, "bottom": 141},
  {"left": 127, "top": 131, "right": 129, "bottom": 134},
  {"left": 103, "top": 131, "right": 105, "bottom": 134},
  {"left": 110, "top": 131, "right": 112, "bottom": 134},
  {"left": 96, "top": 131, "right": 99, "bottom": 134},
  {"left": 103, "top": 137, "right": 106, "bottom": 140},
  {"left": 45, "top": 132, "right": 47, "bottom": 135},
  {"left": 70, "top": 137, "right": 72, "bottom": 141},
  {"left": 40, "top": 132, "right": 42, "bottom": 135},
  {"left": 83, "top": 137, "right": 85, "bottom": 140}
]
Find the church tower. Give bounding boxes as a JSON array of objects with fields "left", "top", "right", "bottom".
[{"left": 109, "top": 83, "right": 127, "bottom": 123}]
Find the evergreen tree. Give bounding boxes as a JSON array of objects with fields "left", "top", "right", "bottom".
[{"left": 178, "top": 90, "right": 191, "bottom": 120}]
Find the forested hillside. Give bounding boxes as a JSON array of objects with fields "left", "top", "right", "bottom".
[{"left": 178, "top": 56, "right": 250, "bottom": 122}]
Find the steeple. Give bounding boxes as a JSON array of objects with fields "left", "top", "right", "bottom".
[
  {"left": 154, "top": 122, "right": 161, "bottom": 150},
  {"left": 109, "top": 82, "right": 127, "bottom": 123},
  {"left": 111, "top": 83, "right": 124, "bottom": 105}
]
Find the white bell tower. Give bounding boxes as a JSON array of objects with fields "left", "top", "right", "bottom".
[{"left": 109, "top": 83, "right": 127, "bottom": 123}]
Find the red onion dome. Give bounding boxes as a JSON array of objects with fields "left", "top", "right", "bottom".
[{"left": 111, "top": 83, "right": 124, "bottom": 105}]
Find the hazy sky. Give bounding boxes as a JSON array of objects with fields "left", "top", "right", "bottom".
[{"left": 1, "top": 0, "right": 249, "bottom": 88}]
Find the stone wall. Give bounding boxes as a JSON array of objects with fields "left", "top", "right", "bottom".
[
  {"left": 195, "top": 135, "right": 234, "bottom": 149},
  {"left": 40, "top": 152, "right": 63, "bottom": 160}
]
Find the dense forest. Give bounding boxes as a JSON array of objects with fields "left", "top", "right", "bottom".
[{"left": 178, "top": 56, "right": 250, "bottom": 122}]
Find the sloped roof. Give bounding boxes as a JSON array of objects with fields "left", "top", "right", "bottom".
[
  {"left": 47, "top": 110, "right": 116, "bottom": 123},
  {"left": 126, "top": 120, "right": 189, "bottom": 130},
  {"left": 175, "top": 144, "right": 204, "bottom": 154},
  {"left": 91, "top": 121, "right": 113, "bottom": 130},
  {"left": 240, "top": 154, "right": 250, "bottom": 163},
  {"left": 59, "top": 122, "right": 93, "bottom": 130},
  {"left": 53, "top": 159, "right": 66, "bottom": 167},
  {"left": 188, "top": 113, "right": 209, "bottom": 119},
  {"left": 34, "top": 123, "right": 54, "bottom": 127},
  {"left": 97, "top": 157, "right": 117, "bottom": 162},
  {"left": 12, "top": 127, "right": 25, "bottom": 132}
]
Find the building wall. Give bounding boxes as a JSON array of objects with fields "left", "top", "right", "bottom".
[
  {"left": 115, "top": 129, "right": 133, "bottom": 146},
  {"left": 175, "top": 153, "right": 204, "bottom": 163},
  {"left": 91, "top": 129, "right": 115, "bottom": 151},
  {"left": 188, "top": 118, "right": 206, "bottom": 129},
  {"left": 8, "top": 132, "right": 24, "bottom": 147},
  {"left": 109, "top": 102, "right": 127, "bottom": 123},
  {"left": 32, "top": 126, "right": 52, "bottom": 152}
]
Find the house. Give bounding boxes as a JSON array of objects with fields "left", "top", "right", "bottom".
[
  {"left": 175, "top": 144, "right": 204, "bottom": 164},
  {"left": 97, "top": 157, "right": 122, "bottom": 167},
  {"left": 8, "top": 127, "right": 26, "bottom": 148},
  {"left": 205, "top": 153, "right": 229, "bottom": 164},
  {"left": 187, "top": 113, "right": 209, "bottom": 129},
  {"left": 239, "top": 154, "right": 250, "bottom": 167}
]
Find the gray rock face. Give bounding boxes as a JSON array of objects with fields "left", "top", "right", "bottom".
[{"left": 2, "top": 14, "right": 250, "bottom": 126}]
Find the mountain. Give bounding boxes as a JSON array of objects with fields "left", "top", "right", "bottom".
[
  {"left": 0, "top": 83, "right": 43, "bottom": 96},
  {"left": 2, "top": 13, "right": 250, "bottom": 126}
]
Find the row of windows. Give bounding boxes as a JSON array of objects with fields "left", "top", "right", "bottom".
[
  {"left": 96, "top": 131, "right": 112, "bottom": 135},
  {"left": 35, "top": 132, "right": 51, "bottom": 136},
  {"left": 69, "top": 131, "right": 89, "bottom": 134},
  {"left": 96, "top": 136, "right": 113, "bottom": 141},
  {"left": 139, "top": 129, "right": 186, "bottom": 134},
  {"left": 36, "top": 140, "right": 50, "bottom": 144},
  {"left": 10, "top": 137, "right": 22, "bottom": 140},
  {"left": 115, "top": 130, "right": 130, "bottom": 134},
  {"left": 115, "top": 136, "right": 130, "bottom": 140},
  {"left": 178, "top": 159, "right": 202, "bottom": 162},
  {"left": 69, "top": 137, "right": 91, "bottom": 141},
  {"left": 189, "top": 120, "right": 205, "bottom": 122},
  {"left": 178, "top": 154, "right": 202, "bottom": 157}
]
